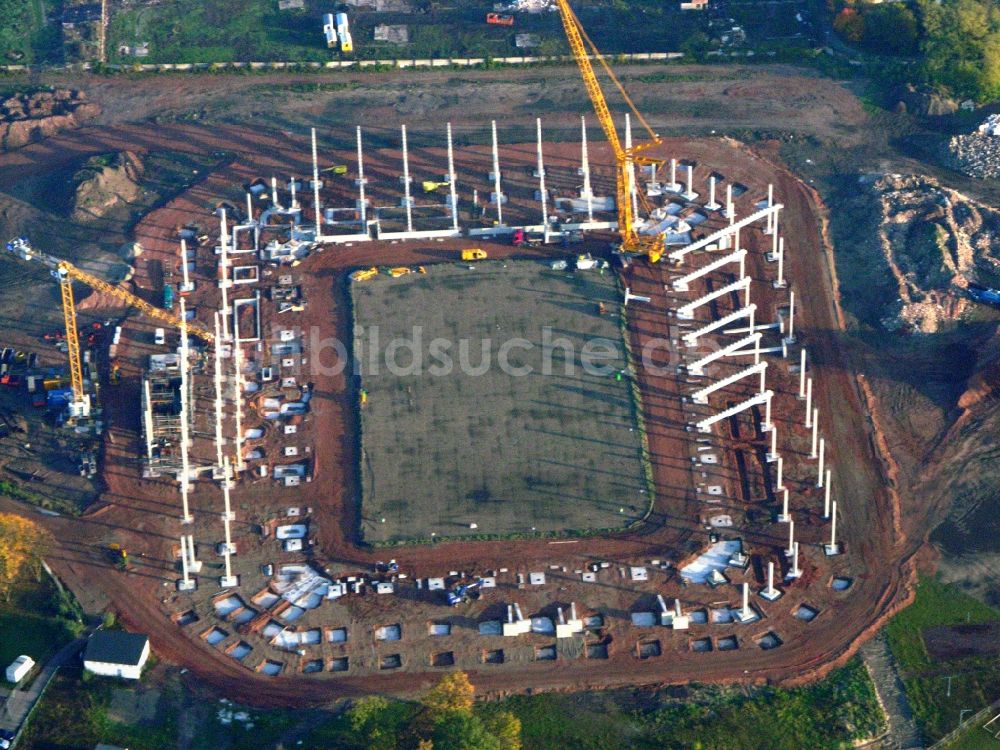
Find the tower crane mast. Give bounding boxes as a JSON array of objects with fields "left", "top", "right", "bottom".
[
  {"left": 553, "top": 0, "right": 665, "bottom": 262},
  {"left": 5, "top": 237, "right": 214, "bottom": 419}
]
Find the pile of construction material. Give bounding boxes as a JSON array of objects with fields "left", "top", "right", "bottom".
[
  {"left": 869, "top": 173, "right": 1000, "bottom": 332},
  {"left": 946, "top": 132, "right": 1000, "bottom": 179}
]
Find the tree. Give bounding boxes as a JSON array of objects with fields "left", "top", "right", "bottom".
[
  {"left": 833, "top": 8, "right": 865, "bottom": 44},
  {"left": 681, "top": 32, "right": 711, "bottom": 63},
  {"left": 862, "top": 4, "right": 919, "bottom": 55},
  {"left": 0, "top": 513, "right": 48, "bottom": 601},
  {"left": 482, "top": 712, "right": 522, "bottom": 750},
  {"left": 347, "top": 696, "right": 399, "bottom": 750},
  {"left": 432, "top": 711, "right": 501, "bottom": 750},
  {"left": 918, "top": 0, "right": 1000, "bottom": 101},
  {"left": 424, "top": 672, "right": 475, "bottom": 718}
]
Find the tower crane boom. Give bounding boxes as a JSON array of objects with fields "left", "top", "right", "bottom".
[
  {"left": 553, "top": 0, "right": 665, "bottom": 262},
  {"left": 5, "top": 237, "right": 214, "bottom": 417}
]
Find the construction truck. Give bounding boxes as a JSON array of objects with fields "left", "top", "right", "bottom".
[
  {"left": 350, "top": 267, "right": 379, "bottom": 282},
  {"left": 486, "top": 12, "right": 514, "bottom": 25},
  {"left": 386, "top": 266, "right": 427, "bottom": 278},
  {"left": 461, "top": 248, "right": 487, "bottom": 261},
  {"left": 323, "top": 165, "right": 349, "bottom": 175},
  {"left": 446, "top": 578, "right": 484, "bottom": 606},
  {"left": 422, "top": 180, "right": 451, "bottom": 193}
]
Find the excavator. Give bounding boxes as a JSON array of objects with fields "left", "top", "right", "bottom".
[
  {"left": 5, "top": 237, "right": 214, "bottom": 422},
  {"left": 553, "top": 0, "right": 665, "bottom": 264}
]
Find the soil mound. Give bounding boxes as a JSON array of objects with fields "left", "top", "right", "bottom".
[
  {"left": 71, "top": 152, "right": 145, "bottom": 223},
  {"left": 0, "top": 88, "right": 100, "bottom": 150}
]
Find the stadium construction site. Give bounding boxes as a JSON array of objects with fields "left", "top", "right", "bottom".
[{"left": 49, "top": 117, "right": 912, "bottom": 704}]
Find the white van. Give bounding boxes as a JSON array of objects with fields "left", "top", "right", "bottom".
[{"left": 154, "top": 328, "right": 166, "bottom": 345}]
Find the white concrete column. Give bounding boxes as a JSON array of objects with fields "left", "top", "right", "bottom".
[
  {"left": 218, "top": 210, "right": 231, "bottom": 341},
  {"left": 786, "top": 518, "right": 795, "bottom": 557},
  {"left": 401, "top": 124, "right": 413, "bottom": 233},
  {"left": 776, "top": 455, "right": 784, "bottom": 491},
  {"left": 311, "top": 128, "right": 322, "bottom": 239},
  {"left": 179, "top": 536, "right": 190, "bottom": 584},
  {"left": 790, "top": 541, "right": 802, "bottom": 578},
  {"left": 447, "top": 122, "right": 458, "bottom": 232},
  {"left": 624, "top": 114, "right": 638, "bottom": 221},
  {"left": 580, "top": 116, "right": 594, "bottom": 221},
  {"left": 706, "top": 175, "right": 720, "bottom": 210},
  {"left": 270, "top": 176, "right": 279, "bottom": 208},
  {"left": 764, "top": 390, "right": 773, "bottom": 432},
  {"left": 805, "top": 379, "right": 813, "bottom": 427},
  {"left": 799, "top": 348, "right": 807, "bottom": 398},
  {"left": 785, "top": 290, "right": 796, "bottom": 343},
  {"left": 817, "top": 438, "right": 826, "bottom": 486},
  {"left": 768, "top": 423, "right": 778, "bottom": 463},
  {"left": 765, "top": 183, "right": 774, "bottom": 234},
  {"left": 823, "top": 470, "right": 832, "bottom": 519},
  {"left": 670, "top": 158, "right": 678, "bottom": 190},
  {"left": 775, "top": 238, "right": 786, "bottom": 288},
  {"left": 491, "top": 119, "right": 503, "bottom": 226},
  {"left": 741, "top": 582, "right": 751, "bottom": 619},
  {"left": 778, "top": 487, "right": 790, "bottom": 522},
  {"left": 356, "top": 125, "right": 368, "bottom": 226},
  {"left": 536, "top": 118, "right": 549, "bottom": 237},
  {"left": 178, "top": 297, "right": 193, "bottom": 525},
  {"left": 811, "top": 409, "right": 819, "bottom": 458},
  {"left": 829, "top": 500, "right": 838, "bottom": 548}
]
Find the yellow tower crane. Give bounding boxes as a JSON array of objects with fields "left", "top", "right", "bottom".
[
  {"left": 553, "top": 0, "right": 665, "bottom": 263},
  {"left": 5, "top": 237, "right": 214, "bottom": 419}
]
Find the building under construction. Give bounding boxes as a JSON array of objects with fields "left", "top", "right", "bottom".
[{"left": 141, "top": 353, "right": 193, "bottom": 478}]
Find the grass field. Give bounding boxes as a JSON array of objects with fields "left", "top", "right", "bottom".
[
  {"left": 352, "top": 260, "right": 646, "bottom": 544},
  {"left": 886, "top": 577, "right": 1000, "bottom": 743},
  {"left": 0, "top": 570, "right": 81, "bottom": 688}
]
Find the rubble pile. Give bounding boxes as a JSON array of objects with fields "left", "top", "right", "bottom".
[
  {"left": 872, "top": 174, "right": 1000, "bottom": 332},
  {"left": 946, "top": 132, "right": 1000, "bottom": 179},
  {"left": 0, "top": 88, "right": 100, "bottom": 150}
]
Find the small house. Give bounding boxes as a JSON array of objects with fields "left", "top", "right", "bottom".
[
  {"left": 6, "top": 654, "right": 35, "bottom": 684},
  {"left": 83, "top": 632, "right": 150, "bottom": 680}
]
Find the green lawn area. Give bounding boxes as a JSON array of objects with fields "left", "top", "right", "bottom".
[
  {"left": 886, "top": 577, "right": 1000, "bottom": 743},
  {"left": 297, "top": 659, "right": 883, "bottom": 750},
  {"left": 488, "top": 659, "right": 884, "bottom": 750},
  {"left": 886, "top": 577, "right": 1000, "bottom": 674},
  {"left": 942, "top": 712, "right": 1000, "bottom": 750},
  {"left": 0, "top": 0, "right": 61, "bottom": 65},
  {"left": 0, "top": 570, "right": 80, "bottom": 686}
]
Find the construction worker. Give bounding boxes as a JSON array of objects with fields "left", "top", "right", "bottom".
[
  {"left": 598, "top": 302, "right": 606, "bottom": 315},
  {"left": 360, "top": 389, "right": 368, "bottom": 407}
]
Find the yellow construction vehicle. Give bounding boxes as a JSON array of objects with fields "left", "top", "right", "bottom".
[
  {"left": 350, "top": 266, "right": 379, "bottom": 282},
  {"left": 553, "top": 0, "right": 664, "bottom": 263},
  {"left": 107, "top": 543, "right": 128, "bottom": 570},
  {"left": 461, "top": 248, "right": 487, "bottom": 261},
  {"left": 6, "top": 237, "right": 214, "bottom": 420},
  {"left": 422, "top": 180, "right": 451, "bottom": 193},
  {"left": 387, "top": 266, "right": 427, "bottom": 278},
  {"left": 322, "top": 165, "right": 349, "bottom": 175}
]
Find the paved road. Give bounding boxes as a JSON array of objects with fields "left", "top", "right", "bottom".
[
  {"left": 861, "top": 633, "right": 924, "bottom": 750},
  {"left": 0, "top": 637, "right": 85, "bottom": 735}
]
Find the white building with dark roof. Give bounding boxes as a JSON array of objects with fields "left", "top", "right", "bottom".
[{"left": 83, "top": 632, "right": 150, "bottom": 680}]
